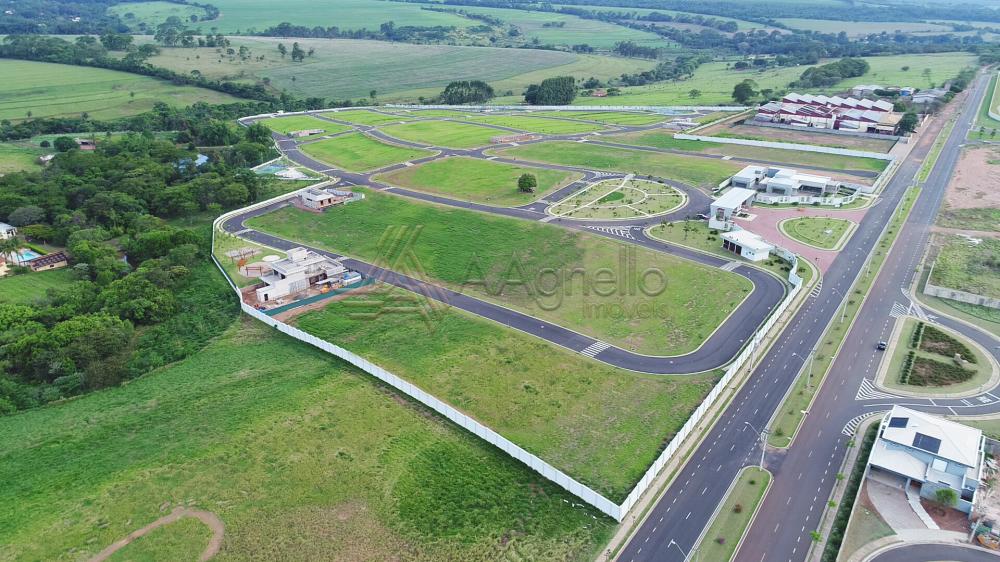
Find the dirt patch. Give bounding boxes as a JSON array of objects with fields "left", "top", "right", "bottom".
[
  {"left": 89, "top": 507, "right": 224, "bottom": 562},
  {"left": 944, "top": 146, "right": 1000, "bottom": 210},
  {"left": 919, "top": 498, "right": 971, "bottom": 532}
]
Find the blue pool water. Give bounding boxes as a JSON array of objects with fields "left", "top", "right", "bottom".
[
  {"left": 255, "top": 164, "right": 287, "bottom": 175},
  {"left": 17, "top": 249, "right": 41, "bottom": 261}
]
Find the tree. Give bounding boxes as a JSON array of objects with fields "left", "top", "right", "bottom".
[
  {"left": 369, "top": 90, "right": 377, "bottom": 102},
  {"left": 934, "top": 488, "right": 957, "bottom": 511},
  {"left": 7, "top": 205, "right": 46, "bottom": 227},
  {"left": 277, "top": 43, "right": 287, "bottom": 58},
  {"left": 518, "top": 173, "right": 537, "bottom": 193},
  {"left": 898, "top": 112, "right": 919, "bottom": 134},
  {"left": 524, "top": 76, "right": 576, "bottom": 105},
  {"left": 688, "top": 89, "right": 701, "bottom": 99},
  {"left": 53, "top": 136, "right": 76, "bottom": 152},
  {"left": 290, "top": 42, "right": 305, "bottom": 62},
  {"left": 439, "top": 80, "right": 495, "bottom": 105},
  {"left": 732, "top": 79, "right": 758, "bottom": 104}
]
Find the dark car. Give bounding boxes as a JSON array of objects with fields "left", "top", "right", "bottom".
[{"left": 876, "top": 341, "right": 888, "bottom": 351}]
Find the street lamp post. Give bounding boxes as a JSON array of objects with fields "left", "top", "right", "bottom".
[
  {"left": 744, "top": 421, "right": 770, "bottom": 470},
  {"left": 830, "top": 286, "right": 848, "bottom": 324},
  {"left": 792, "top": 349, "right": 816, "bottom": 389},
  {"left": 668, "top": 539, "right": 698, "bottom": 562}
]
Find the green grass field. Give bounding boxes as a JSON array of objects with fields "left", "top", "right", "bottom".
[
  {"left": 607, "top": 131, "right": 889, "bottom": 173},
  {"left": 259, "top": 115, "right": 351, "bottom": 139},
  {"left": 109, "top": 1, "right": 208, "bottom": 29},
  {"left": 0, "top": 59, "right": 240, "bottom": 122},
  {"left": 0, "top": 269, "right": 74, "bottom": 304},
  {"left": 0, "top": 142, "right": 46, "bottom": 174},
  {"left": 0, "top": 319, "right": 615, "bottom": 560},
  {"left": 296, "top": 288, "right": 719, "bottom": 500},
  {"left": 930, "top": 236, "right": 1000, "bottom": 299},
  {"left": 137, "top": 37, "right": 656, "bottom": 103},
  {"left": 497, "top": 141, "right": 743, "bottom": 188},
  {"left": 776, "top": 18, "right": 952, "bottom": 36},
  {"left": 781, "top": 217, "right": 854, "bottom": 250},
  {"left": 468, "top": 115, "right": 606, "bottom": 135},
  {"left": 247, "top": 189, "right": 752, "bottom": 356},
  {"left": 529, "top": 111, "right": 668, "bottom": 126},
  {"left": 970, "top": 73, "right": 1000, "bottom": 141},
  {"left": 299, "top": 133, "right": 433, "bottom": 172},
  {"left": 380, "top": 120, "right": 500, "bottom": 148},
  {"left": 319, "top": 109, "right": 406, "bottom": 126},
  {"left": 374, "top": 156, "right": 579, "bottom": 206},
  {"left": 105, "top": 517, "right": 213, "bottom": 561}
]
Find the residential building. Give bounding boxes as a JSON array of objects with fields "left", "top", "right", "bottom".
[
  {"left": 721, "top": 229, "right": 772, "bottom": 262},
  {"left": 709, "top": 187, "right": 756, "bottom": 230},
  {"left": 289, "top": 129, "right": 325, "bottom": 138},
  {"left": 0, "top": 222, "right": 16, "bottom": 239},
  {"left": 74, "top": 138, "right": 97, "bottom": 150},
  {"left": 27, "top": 251, "right": 68, "bottom": 272},
  {"left": 730, "top": 165, "right": 842, "bottom": 197},
  {"left": 755, "top": 93, "right": 901, "bottom": 134},
  {"left": 868, "top": 405, "right": 985, "bottom": 515},
  {"left": 255, "top": 247, "right": 351, "bottom": 303},
  {"left": 299, "top": 187, "right": 364, "bottom": 211}
]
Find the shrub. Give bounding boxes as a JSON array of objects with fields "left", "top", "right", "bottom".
[
  {"left": 733, "top": 503, "right": 744, "bottom": 513},
  {"left": 908, "top": 356, "right": 975, "bottom": 386},
  {"left": 910, "top": 322, "right": 925, "bottom": 348},
  {"left": 919, "top": 325, "right": 976, "bottom": 363},
  {"left": 821, "top": 425, "right": 878, "bottom": 562}
]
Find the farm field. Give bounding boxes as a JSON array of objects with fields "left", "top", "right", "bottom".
[
  {"left": 0, "top": 319, "right": 614, "bottom": 561},
  {"left": 0, "top": 142, "right": 46, "bottom": 174},
  {"left": 781, "top": 217, "right": 854, "bottom": 250},
  {"left": 296, "top": 289, "right": 719, "bottom": 500},
  {"left": 549, "top": 178, "right": 685, "bottom": 220},
  {"left": 607, "top": 130, "right": 889, "bottom": 173},
  {"left": 529, "top": 110, "right": 669, "bottom": 126},
  {"left": 248, "top": 189, "right": 753, "bottom": 356},
  {"left": 551, "top": 4, "right": 776, "bottom": 32},
  {"left": 299, "top": 133, "right": 433, "bottom": 172},
  {"left": 776, "top": 18, "right": 952, "bottom": 36},
  {"left": 109, "top": 1, "right": 208, "bottom": 29},
  {"left": 832, "top": 52, "right": 978, "bottom": 90},
  {"left": 496, "top": 141, "right": 744, "bottom": 188},
  {"left": 0, "top": 269, "right": 74, "bottom": 305},
  {"left": 374, "top": 156, "right": 580, "bottom": 206},
  {"left": 0, "top": 59, "right": 241, "bottom": 122},
  {"left": 137, "top": 36, "right": 657, "bottom": 103},
  {"left": 467, "top": 115, "right": 606, "bottom": 135},
  {"left": 379, "top": 120, "right": 499, "bottom": 148},
  {"left": 259, "top": 115, "right": 351, "bottom": 139},
  {"left": 930, "top": 235, "right": 1000, "bottom": 299}
]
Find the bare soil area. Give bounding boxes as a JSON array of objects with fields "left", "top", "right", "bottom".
[
  {"left": 944, "top": 146, "right": 1000, "bottom": 210},
  {"left": 89, "top": 507, "right": 224, "bottom": 562}
]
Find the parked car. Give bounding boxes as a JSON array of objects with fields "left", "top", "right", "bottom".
[
  {"left": 696, "top": 213, "right": 710, "bottom": 220},
  {"left": 876, "top": 341, "right": 888, "bottom": 351}
]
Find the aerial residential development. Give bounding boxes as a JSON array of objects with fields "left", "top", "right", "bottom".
[{"left": 1, "top": 2, "right": 999, "bottom": 562}]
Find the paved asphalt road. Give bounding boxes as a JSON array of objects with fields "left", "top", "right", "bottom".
[
  {"left": 869, "top": 544, "right": 1000, "bottom": 562},
  {"left": 618, "top": 74, "right": 1000, "bottom": 562}
]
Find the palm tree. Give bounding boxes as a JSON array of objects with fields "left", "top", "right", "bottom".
[{"left": 0, "top": 235, "right": 21, "bottom": 266}]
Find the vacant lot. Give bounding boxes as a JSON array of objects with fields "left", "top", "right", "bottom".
[
  {"left": 781, "top": 217, "right": 854, "bottom": 250},
  {"left": 380, "top": 120, "right": 500, "bottom": 148},
  {"left": 930, "top": 235, "right": 1000, "bottom": 299},
  {"left": 375, "top": 156, "right": 579, "bottom": 206},
  {"left": 319, "top": 109, "right": 406, "bottom": 126},
  {"left": 530, "top": 111, "right": 669, "bottom": 126},
  {"left": 296, "top": 288, "right": 718, "bottom": 500},
  {"left": 0, "top": 269, "right": 74, "bottom": 304},
  {"left": 609, "top": 130, "right": 888, "bottom": 173},
  {"left": 703, "top": 122, "right": 897, "bottom": 153},
  {"left": 0, "top": 59, "right": 240, "bottom": 122},
  {"left": 939, "top": 146, "right": 1000, "bottom": 232},
  {"left": 0, "top": 319, "right": 614, "bottom": 560},
  {"left": 299, "top": 133, "right": 433, "bottom": 172},
  {"left": 468, "top": 115, "right": 606, "bottom": 135},
  {"left": 248, "top": 189, "right": 752, "bottom": 356},
  {"left": 497, "top": 141, "right": 743, "bottom": 188},
  {"left": 259, "top": 115, "right": 351, "bottom": 139}
]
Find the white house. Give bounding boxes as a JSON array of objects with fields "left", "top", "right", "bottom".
[
  {"left": 299, "top": 187, "right": 364, "bottom": 210},
  {"left": 0, "top": 222, "right": 16, "bottom": 240},
  {"left": 289, "top": 129, "right": 325, "bottom": 138},
  {"left": 721, "top": 229, "right": 773, "bottom": 262},
  {"left": 255, "top": 247, "right": 350, "bottom": 303},
  {"left": 709, "top": 188, "right": 756, "bottom": 230},
  {"left": 729, "top": 165, "right": 841, "bottom": 197},
  {"left": 868, "top": 405, "right": 985, "bottom": 515}
]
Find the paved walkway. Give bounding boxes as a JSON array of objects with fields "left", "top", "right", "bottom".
[
  {"left": 866, "top": 477, "right": 929, "bottom": 531},
  {"left": 735, "top": 205, "right": 870, "bottom": 272}
]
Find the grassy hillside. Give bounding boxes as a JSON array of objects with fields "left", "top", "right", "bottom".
[
  {"left": 0, "top": 319, "right": 614, "bottom": 560},
  {"left": 109, "top": 1, "right": 209, "bottom": 29},
  {"left": 0, "top": 59, "right": 241, "bottom": 122}
]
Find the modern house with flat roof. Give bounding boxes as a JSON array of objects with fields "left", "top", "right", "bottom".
[
  {"left": 730, "top": 165, "right": 842, "bottom": 197},
  {"left": 0, "top": 222, "right": 16, "bottom": 239},
  {"left": 709, "top": 187, "right": 756, "bottom": 230},
  {"left": 868, "top": 405, "right": 985, "bottom": 515},
  {"left": 721, "top": 229, "right": 772, "bottom": 262},
  {"left": 299, "top": 187, "right": 364, "bottom": 211},
  {"left": 255, "top": 247, "right": 350, "bottom": 303}
]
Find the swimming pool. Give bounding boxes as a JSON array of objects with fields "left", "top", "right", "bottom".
[
  {"left": 16, "top": 249, "right": 41, "bottom": 261},
  {"left": 255, "top": 164, "right": 285, "bottom": 175}
]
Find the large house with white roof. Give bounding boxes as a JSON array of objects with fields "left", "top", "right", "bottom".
[
  {"left": 730, "top": 165, "right": 842, "bottom": 197},
  {"left": 868, "top": 405, "right": 985, "bottom": 515},
  {"left": 755, "top": 93, "right": 902, "bottom": 135},
  {"left": 255, "top": 247, "right": 353, "bottom": 303}
]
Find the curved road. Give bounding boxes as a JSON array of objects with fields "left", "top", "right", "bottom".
[{"left": 870, "top": 544, "right": 1000, "bottom": 562}]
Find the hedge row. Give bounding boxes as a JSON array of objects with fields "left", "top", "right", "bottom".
[
  {"left": 820, "top": 424, "right": 879, "bottom": 562},
  {"left": 899, "top": 350, "right": 916, "bottom": 385},
  {"left": 910, "top": 321, "right": 925, "bottom": 349}
]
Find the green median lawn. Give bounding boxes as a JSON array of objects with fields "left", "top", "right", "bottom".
[
  {"left": 248, "top": 188, "right": 752, "bottom": 356},
  {"left": 296, "top": 288, "right": 719, "bottom": 500},
  {"left": 469, "top": 115, "right": 606, "bottom": 135},
  {"left": 374, "top": 156, "right": 580, "bottom": 206},
  {"left": 0, "top": 268, "right": 74, "bottom": 305},
  {"left": 497, "top": 141, "right": 743, "bottom": 188},
  {"left": 696, "top": 467, "right": 771, "bottom": 562},
  {"left": 379, "top": 120, "right": 500, "bottom": 148},
  {"left": 299, "top": 133, "right": 434, "bottom": 172},
  {"left": 781, "top": 217, "right": 854, "bottom": 250},
  {"left": 259, "top": 115, "right": 351, "bottom": 139},
  {"left": 0, "top": 319, "right": 614, "bottom": 560}
]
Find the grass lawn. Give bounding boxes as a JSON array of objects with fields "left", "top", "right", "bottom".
[
  {"left": 0, "top": 59, "right": 240, "bottom": 122},
  {"left": 247, "top": 189, "right": 753, "bottom": 356},
  {"left": 186, "top": 0, "right": 470, "bottom": 32},
  {"left": 468, "top": 115, "right": 606, "bottom": 135},
  {"left": 608, "top": 131, "right": 889, "bottom": 173},
  {"left": 0, "top": 268, "right": 75, "bottom": 304},
  {"left": 883, "top": 318, "right": 991, "bottom": 395},
  {"left": 0, "top": 319, "right": 615, "bottom": 560},
  {"left": 109, "top": 1, "right": 207, "bottom": 29},
  {"left": 0, "top": 142, "right": 46, "bottom": 174},
  {"left": 497, "top": 141, "right": 743, "bottom": 188},
  {"left": 374, "top": 156, "right": 580, "bottom": 206},
  {"left": 930, "top": 236, "right": 1000, "bottom": 299},
  {"left": 696, "top": 467, "right": 771, "bottom": 562},
  {"left": 529, "top": 111, "right": 668, "bottom": 126},
  {"left": 295, "top": 288, "right": 719, "bottom": 500},
  {"left": 969, "top": 73, "right": 1000, "bottom": 141},
  {"left": 781, "top": 217, "right": 854, "bottom": 250},
  {"left": 105, "top": 517, "right": 213, "bottom": 561},
  {"left": 937, "top": 208, "right": 1000, "bottom": 233},
  {"left": 258, "top": 115, "right": 351, "bottom": 139},
  {"left": 299, "top": 133, "right": 434, "bottom": 172},
  {"left": 319, "top": 109, "right": 408, "bottom": 126},
  {"left": 379, "top": 120, "right": 500, "bottom": 149}
]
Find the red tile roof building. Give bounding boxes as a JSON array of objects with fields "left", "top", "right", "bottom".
[{"left": 755, "top": 93, "right": 902, "bottom": 135}]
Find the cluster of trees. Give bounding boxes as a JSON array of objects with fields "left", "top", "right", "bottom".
[
  {"left": 618, "top": 54, "right": 710, "bottom": 87},
  {"left": 557, "top": 5, "right": 739, "bottom": 33},
  {"left": 439, "top": 80, "right": 495, "bottom": 104},
  {"left": 0, "top": 132, "right": 286, "bottom": 413},
  {"left": 256, "top": 21, "right": 455, "bottom": 43},
  {"left": 613, "top": 41, "right": 660, "bottom": 60},
  {"left": 524, "top": 76, "right": 576, "bottom": 105},
  {"left": 792, "top": 58, "right": 870, "bottom": 88}
]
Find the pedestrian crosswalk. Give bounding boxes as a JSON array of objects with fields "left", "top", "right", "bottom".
[
  {"left": 720, "top": 261, "right": 741, "bottom": 272},
  {"left": 809, "top": 281, "right": 822, "bottom": 299},
  {"left": 586, "top": 226, "right": 636, "bottom": 240},
  {"left": 889, "top": 301, "right": 909, "bottom": 318},
  {"left": 855, "top": 378, "right": 898, "bottom": 401},
  {"left": 580, "top": 341, "right": 611, "bottom": 358},
  {"left": 842, "top": 413, "right": 883, "bottom": 436}
]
